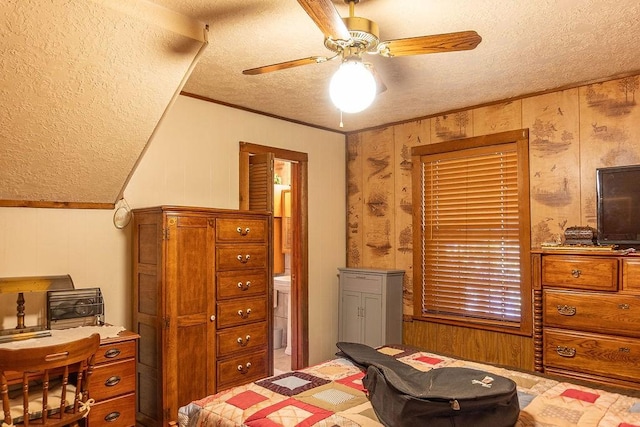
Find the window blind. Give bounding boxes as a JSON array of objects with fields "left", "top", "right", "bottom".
[{"left": 420, "top": 145, "right": 521, "bottom": 325}]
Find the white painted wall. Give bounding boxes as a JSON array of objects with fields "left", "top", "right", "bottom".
[{"left": 0, "top": 95, "right": 346, "bottom": 364}]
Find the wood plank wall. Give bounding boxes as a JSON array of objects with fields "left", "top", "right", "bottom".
[{"left": 346, "top": 74, "right": 640, "bottom": 370}]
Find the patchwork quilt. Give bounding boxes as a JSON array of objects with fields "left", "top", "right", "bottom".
[{"left": 177, "top": 345, "right": 640, "bottom": 426}]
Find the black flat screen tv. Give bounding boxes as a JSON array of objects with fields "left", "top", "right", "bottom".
[{"left": 596, "top": 164, "right": 640, "bottom": 248}]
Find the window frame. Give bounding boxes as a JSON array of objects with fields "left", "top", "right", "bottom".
[{"left": 411, "top": 129, "right": 532, "bottom": 336}]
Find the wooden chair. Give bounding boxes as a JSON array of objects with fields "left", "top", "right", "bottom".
[{"left": 0, "top": 333, "right": 100, "bottom": 427}]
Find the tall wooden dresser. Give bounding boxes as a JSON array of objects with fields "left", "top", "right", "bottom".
[
  {"left": 132, "top": 206, "right": 272, "bottom": 426},
  {"left": 532, "top": 249, "right": 640, "bottom": 390}
]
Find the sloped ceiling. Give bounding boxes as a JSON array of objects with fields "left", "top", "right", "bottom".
[
  {"left": 0, "top": 0, "right": 206, "bottom": 206},
  {"left": 2, "top": 0, "right": 640, "bottom": 206}
]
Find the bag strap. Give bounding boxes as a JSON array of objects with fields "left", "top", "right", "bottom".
[{"left": 336, "top": 342, "right": 433, "bottom": 397}]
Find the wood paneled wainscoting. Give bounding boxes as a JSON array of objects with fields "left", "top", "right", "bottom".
[{"left": 402, "top": 320, "right": 536, "bottom": 370}]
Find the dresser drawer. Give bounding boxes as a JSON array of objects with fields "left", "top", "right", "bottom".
[
  {"left": 544, "top": 289, "right": 640, "bottom": 337},
  {"left": 88, "top": 392, "right": 135, "bottom": 427},
  {"left": 95, "top": 338, "right": 136, "bottom": 365},
  {"left": 91, "top": 358, "right": 136, "bottom": 402},
  {"left": 541, "top": 255, "right": 618, "bottom": 291},
  {"left": 544, "top": 328, "right": 640, "bottom": 383},
  {"left": 216, "top": 245, "right": 268, "bottom": 271},
  {"left": 216, "top": 297, "right": 268, "bottom": 329},
  {"left": 217, "top": 349, "right": 269, "bottom": 391},
  {"left": 340, "top": 272, "right": 383, "bottom": 294},
  {"left": 216, "top": 321, "right": 268, "bottom": 357},
  {"left": 216, "top": 218, "right": 268, "bottom": 243},
  {"left": 623, "top": 258, "right": 640, "bottom": 291},
  {"left": 217, "top": 270, "right": 267, "bottom": 300}
]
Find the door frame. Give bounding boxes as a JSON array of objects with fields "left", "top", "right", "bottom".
[{"left": 239, "top": 142, "right": 309, "bottom": 369}]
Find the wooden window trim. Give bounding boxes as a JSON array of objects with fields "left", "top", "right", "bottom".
[{"left": 411, "top": 129, "right": 532, "bottom": 336}]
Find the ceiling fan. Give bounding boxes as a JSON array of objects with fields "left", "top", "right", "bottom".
[{"left": 243, "top": 0, "right": 482, "bottom": 114}]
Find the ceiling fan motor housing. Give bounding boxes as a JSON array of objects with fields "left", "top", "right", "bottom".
[{"left": 324, "top": 16, "right": 379, "bottom": 53}]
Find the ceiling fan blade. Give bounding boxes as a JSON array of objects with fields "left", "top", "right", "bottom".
[
  {"left": 296, "top": 0, "right": 351, "bottom": 41},
  {"left": 243, "top": 56, "right": 328, "bottom": 75},
  {"left": 378, "top": 30, "right": 482, "bottom": 57}
]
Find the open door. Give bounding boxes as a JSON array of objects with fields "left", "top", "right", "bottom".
[
  {"left": 239, "top": 152, "right": 274, "bottom": 211},
  {"left": 239, "top": 142, "right": 309, "bottom": 370}
]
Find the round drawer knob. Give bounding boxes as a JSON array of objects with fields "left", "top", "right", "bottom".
[
  {"left": 237, "top": 281, "right": 251, "bottom": 291},
  {"left": 237, "top": 362, "right": 252, "bottom": 374},
  {"left": 237, "top": 309, "right": 252, "bottom": 319},
  {"left": 237, "top": 335, "right": 251, "bottom": 346},
  {"left": 237, "top": 254, "right": 251, "bottom": 264},
  {"left": 236, "top": 227, "right": 250, "bottom": 236}
]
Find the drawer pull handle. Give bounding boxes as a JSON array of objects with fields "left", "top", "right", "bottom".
[
  {"left": 556, "top": 346, "right": 576, "bottom": 358},
  {"left": 104, "top": 348, "right": 121, "bottom": 358},
  {"left": 237, "top": 281, "right": 251, "bottom": 290},
  {"left": 237, "top": 335, "right": 251, "bottom": 346},
  {"left": 236, "top": 227, "right": 250, "bottom": 236},
  {"left": 237, "top": 254, "right": 251, "bottom": 263},
  {"left": 557, "top": 305, "right": 576, "bottom": 316},
  {"left": 105, "top": 376, "right": 121, "bottom": 387},
  {"left": 104, "top": 411, "right": 121, "bottom": 422},
  {"left": 618, "top": 303, "right": 630, "bottom": 310},
  {"left": 237, "top": 362, "right": 252, "bottom": 374},
  {"left": 237, "top": 308, "right": 252, "bottom": 318},
  {"left": 571, "top": 269, "right": 582, "bottom": 278},
  {"left": 619, "top": 347, "right": 631, "bottom": 353}
]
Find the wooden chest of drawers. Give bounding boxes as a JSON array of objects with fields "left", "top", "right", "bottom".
[
  {"left": 89, "top": 331, "right": 139, "bottom": 427},
  {"left": 133, "top": 206, "right": 272, "bottom": 426},
  {"left": 215, "top": 216, "right": 270, "bottom": 391},
  {"left": 535, "top": 250, "right": 640, "bottom": 389}
]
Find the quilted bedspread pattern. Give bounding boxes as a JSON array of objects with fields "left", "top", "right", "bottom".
[{"left": 178, "top": 346, "right": 640, "bottom": 427}]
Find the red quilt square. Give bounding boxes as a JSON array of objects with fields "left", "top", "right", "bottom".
[
  {"left": 618, "top": 424, "right": 640, "bottom": 427},
  {"left": 560, "top": 388, "right": 600, "bottom": 403},
  {"left": 416, "top": 355, "right": 444, "bottom": 365},
  {"left": 244, "top": 397, "right": 333, "bottom": 427},
  {"left": 336, "top": 372, "right": 366, "bottom": 392},
  {"left": 227, "top": 390, "right": 269, "bottom": 410}
]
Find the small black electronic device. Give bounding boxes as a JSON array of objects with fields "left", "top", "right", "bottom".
[
  {"left": 46, "top": 288, "right": 104, "bottom": 329},
  {"left": 596, "top": 165, "right": 640, "bottom": 248}
]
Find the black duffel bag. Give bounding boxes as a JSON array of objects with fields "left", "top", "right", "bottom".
[{"left": 336, "top": 342, "right": 520, "bottom": 427}]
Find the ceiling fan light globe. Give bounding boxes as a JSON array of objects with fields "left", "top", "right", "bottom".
[{"left": 329, "top": 60, "right": 376, "bottom": 113}]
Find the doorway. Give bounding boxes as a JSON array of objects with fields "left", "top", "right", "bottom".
[
  {"left": 239, "top": 142, "right": 309, "bottom": 372},
  {"left": 273, "top": 159, "right": 292, "bottom": 373}
]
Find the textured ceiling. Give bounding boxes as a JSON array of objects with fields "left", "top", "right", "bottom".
[
  {"left": 163, "top": 0, "right": 640, "bottom": 132},
  {"left": 2, "top": 0, "right": 640, "bottom": 205},
  {"left": 0, "top": 0, "right": 206, "bottom": 205}
]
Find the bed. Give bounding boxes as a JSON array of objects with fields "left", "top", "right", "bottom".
[{"left": 177, "top": 344, "right": 640, "bottom": 426}]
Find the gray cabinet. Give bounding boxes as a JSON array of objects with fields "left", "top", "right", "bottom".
[{"left": 338, "top": 268, "right": 404, "bottom": 347}]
